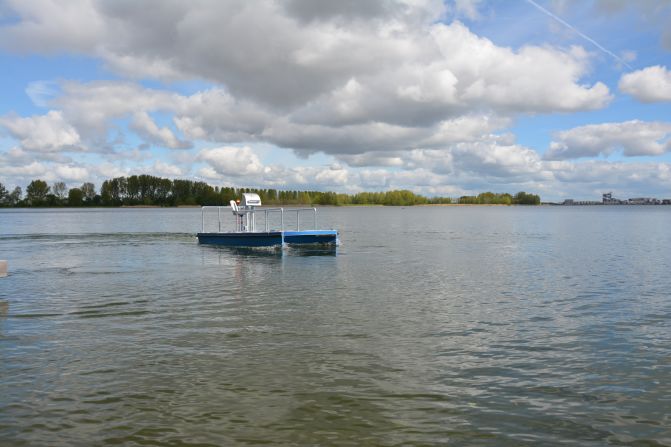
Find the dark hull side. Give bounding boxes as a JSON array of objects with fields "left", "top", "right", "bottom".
[
  {"left": 197, "top": 230, "right": 338, "bottom": 247},
  {"left": 197, "top": 232, "right": 283, "bottom": 247},
  {"left": 283, "top": 231, "right": 338, "bottom": 245}
]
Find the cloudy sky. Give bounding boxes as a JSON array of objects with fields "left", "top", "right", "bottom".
[{"left": 1, "top": 0, "right": 670, "bottom": 201}]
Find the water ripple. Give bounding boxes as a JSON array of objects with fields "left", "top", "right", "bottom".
[{"left": 2, "top": 207, "right": 671, "bottom": 446}]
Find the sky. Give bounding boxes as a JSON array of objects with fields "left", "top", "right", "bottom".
[{"left": 1, "top": 0, "right": 670, "bottom": 201}]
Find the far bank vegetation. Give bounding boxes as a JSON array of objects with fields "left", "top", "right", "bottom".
[{"left": 0, "top": 175, "right": 541, "bottom": 207}]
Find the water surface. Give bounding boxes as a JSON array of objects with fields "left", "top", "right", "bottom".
[{"left": 1, "top": 207, "right": 670, "bottom": 446}]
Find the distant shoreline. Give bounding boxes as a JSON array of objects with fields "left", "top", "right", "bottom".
[
  {"left": 3, "top": 203, "right": 669, "bottom": 210},
  {"left": 2, "top": 203, "right": 550, "bottom": 209}
]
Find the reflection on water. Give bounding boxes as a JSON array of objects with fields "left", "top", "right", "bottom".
[
  {"left": 285, "top": 246, "right": 338, "bottom": 257},
  {"left": 202, "top": 245, "right": 337, "bottom": 258},
  {"left": 1, "top": 207, "right": 671, "bottom": 446}
]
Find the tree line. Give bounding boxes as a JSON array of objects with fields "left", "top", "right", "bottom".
[
  {"left": 0, "top": 176, "right": 541, "bottom": 207},
  {"left": 456, "top": 191, "right": 540, "bottom": 205}
]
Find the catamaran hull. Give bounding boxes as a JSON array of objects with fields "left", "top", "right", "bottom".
[
  {"left": 197, "top": 230, "right": 338, "bottom": 247},
  {"left": 284, "top": 231, "right": 338, "bottom": 245}
]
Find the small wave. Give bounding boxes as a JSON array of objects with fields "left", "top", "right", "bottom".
[
  {"left": 10, "top": 312, "right": 63, "bottom": 318},
  {"left": 74, "top": 310, "right": 150, "bottom": 319},
  {"left": 0, "top": 232, "right": 196, "bottom": 242}
]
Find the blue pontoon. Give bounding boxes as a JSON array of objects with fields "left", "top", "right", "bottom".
[{"left": 197, "top": 193, "right": 338, "bottom": 247}]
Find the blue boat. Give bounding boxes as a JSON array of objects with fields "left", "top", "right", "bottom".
[{"left": 197, "top": 193, "right": 338, "bottom": 247}]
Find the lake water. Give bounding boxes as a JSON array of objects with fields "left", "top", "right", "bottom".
[{"left": 1, "top": 206, "right": 670, "bottom": 446}]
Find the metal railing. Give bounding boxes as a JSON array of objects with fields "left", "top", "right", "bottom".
[
  {"left": 283, "top": 207, "right": 318, "bottom": 231},
  {"left": 201, "top": 206, "right": 317, "bottom": 233}
]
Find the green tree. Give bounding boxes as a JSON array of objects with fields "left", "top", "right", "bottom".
[
  {"left": 100, "top": 177, "right": 126, "bottom": 206},
  {"left": 45, "top": 194, "right": 59, "bottom": 207},
  {"left": 172, "top": 179, "right": 195, "bottom": 205},
  {"left": 475, "top": 192, "right": 513, "bottom": 205},
  {"left": 100, "top": 180, "right": 114, "bottom": 205},
  {"left": 513, "top": 191, "right": 540, "bottom": 205},
  {"left": 126, "top": 176, "right": 140, "bottom": 203},
  {"left": 7, "top": 186, "right": 22, "bottom": 206},
  {"left": 428, "top": 196, "right": 452, "bottom": 204},
  {"left": 26, "top": 180, "right": 50, "bottom": 205},
  {"left": 68, "top": 188, "right": 84, "bottom": 206},
  {"left": 81, "top": 182, "right": 96, "bottom": 203},
  {"left": 0, "top": 182, "right": 7, "bottom": 205},
  {"left": 154, "top": 178, "right": 171, "bottom": 205},
  {"left": 11, "top": 173, "right": 541, "bottom": 208},
  {"left": 298, "top": 191, "right": 312, "bottom": 205},
  {"left": 459, "top": 195, "right": 478, "bottom": 204},
  {"left": 192, "top": 181, "right": 216, "bottom": 205}
]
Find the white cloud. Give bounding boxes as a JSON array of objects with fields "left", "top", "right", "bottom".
[
  {"left": 451, "top": 142, "right": 547, "bottom": 179},
  {"left": 544, "top": 120, "right": 671, "bottom": 160},
  {"left": 0, "top": 0, "right": 105, "bottom": 53},
  {"left": 357, "top": 142, "right": 548, "bottom": 183},
  {"left": 196, "top": 166, "right": 220, "bottom": 181},
  {"left": 4, "top": 81, "right": 193, "bottom": 152},
  {"left": 54, "top": 165, "right": 90, "bottom": 182},
  {"left": 174, "top": 88, "right": 270, "bottom": 142},
  {"left": 423, "top": 115, "right": 512, "bottom": 146},
  {"left": 25, "top": 80, "right": 60, "bottom": 108},
  {"left": 93, "top": 162, "right": 128, "bottom": 180},
  {"left": 358, "top": 169, "right": 391, "bottom": 187},
  {"left": 107, "top": 147, "right": 153, "bottom": 162},
  {"left": 0, "top": 1, "right": 610, "bottom": 118},
  {"left": 0, "top": 0, "right": 614, "bottom": 195},
  {"left": 0, "top": 160, "right": 48, "bottom": 177},
  {"left": 53, "top": 81, "right": 181, "bottom": 140},
  {"left": 338, "top": 152, "right": 406, "bottom": 167},
  {"left": 619, "top": 65, "right": 671, "bottom": 103},
  {"left": 2, "top": 146, "right": 72, "bottom": 164},
  {"left": 198, "top": 146, "right": 264, "bottom": 177},
  {"left": 314, "top": 165, "right": 349, "bottom": 186},
  {"left": 453, "top": 0, "right": 484, "bottom": 20},
  {"left": 0, "top": 110, "right": 81, "bottom": 152},
  {"left": 263, "top": 119, "right": 426, "bottom": 155},
  {"left": 151, "top": 160, "right": 184, "bottom": 177},
  {"left": 194, "top": 152, "right": 352, "bottom": 190},
  {"left": 99, "top": 49, "right": 187, "bottom": 81},
  {"left": 1, "top": 0, "right": 669, "bottom": 200},
  {"left": 0, "top": 159, "right": 93, "bottom": 186},
  {"left": 548, "top": 160, "right": 671, "bottom": 198},
  {"left": 3, "top": 142, "right": 671, "bottom": 201},
  {"left": 430, "top": 25, "right": 610, "bottom": 112},
  {"left": 130, "top": 112, "right": 191, "bottom": 149},
  {"left": 290, "top": 23, "right": 610, "bottom": 129}
]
